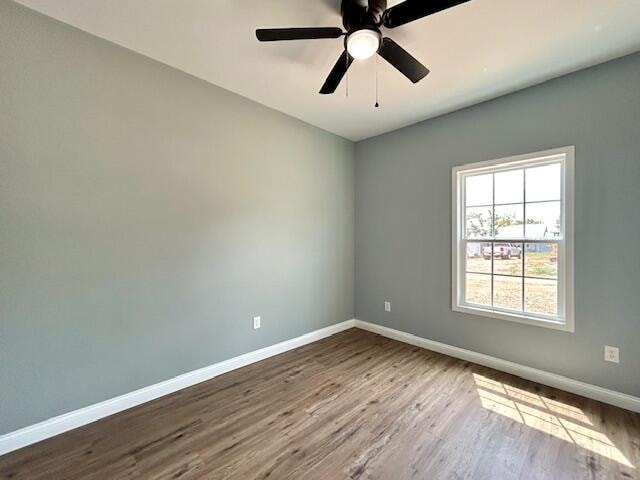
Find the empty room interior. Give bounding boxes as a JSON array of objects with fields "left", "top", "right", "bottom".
[{"left": 2, "top": 0, "right": 640, "bottom": 478}]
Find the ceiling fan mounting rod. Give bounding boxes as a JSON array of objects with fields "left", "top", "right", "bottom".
[{"left": 341, "top": 0, "right": 387, "bottom": 33}]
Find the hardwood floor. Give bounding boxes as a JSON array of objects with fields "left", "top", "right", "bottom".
[{"left": 1, "top": 328, "right": 639, "bottom": 479}]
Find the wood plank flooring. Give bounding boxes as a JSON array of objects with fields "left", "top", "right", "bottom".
[{"left": 1, "top": 328, "right": 639, "bottom": 479}]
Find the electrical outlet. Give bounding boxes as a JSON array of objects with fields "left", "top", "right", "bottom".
[
  {"left": 604, "top": 345, "right": 619, "bottom": 363},
  {"left": 384, "top": 301, "right": 391, "bottom": 312},
  {"left": 253, "top": 316, "right": 261, "bottom": 330}
]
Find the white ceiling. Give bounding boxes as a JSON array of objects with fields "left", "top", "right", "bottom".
[{"left": 16, "top": 0, "right": 640, "bottom": 141}]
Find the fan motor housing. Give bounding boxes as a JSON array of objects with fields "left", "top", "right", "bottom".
[{"left": 341, "top": 0, "right": 387, "bottom": 32}]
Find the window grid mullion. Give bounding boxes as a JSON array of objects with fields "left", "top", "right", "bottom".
[
  {"left": 466, "top": 198, "right": 562, "bottom": 209},
  {"left": 490, "top": 173, "right": 495, "bottom": 308},
  {"left": 522, "top": 168, "right": 527, "bottom": 312}
]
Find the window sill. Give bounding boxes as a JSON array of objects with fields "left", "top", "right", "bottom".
[{"left": 452, "top": 304, "right": 574, "bottom": 332}]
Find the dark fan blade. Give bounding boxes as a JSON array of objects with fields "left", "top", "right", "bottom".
[
  {"left": 383, "top": 0, "right": 470, "bottom": 28},
  {"left": 256, "top": 27, "right": 343, "bottom": 42},
  {"left": 319, "top": 51, "right": 354, "bottom": 94},
  {"left": 378, "top": 38, "right": 429, "bottom": 83}
]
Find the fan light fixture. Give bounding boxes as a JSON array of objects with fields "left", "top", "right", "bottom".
[
  {"left": 346, "top": 29, "right": 381, "bottom": 60},
  {"left": 255, "top": 0, "right": 470, "bottom": 94}
]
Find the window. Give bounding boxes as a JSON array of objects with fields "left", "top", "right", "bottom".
[{"left": 452, "top": 147, "right": 574, "bottom": 331}]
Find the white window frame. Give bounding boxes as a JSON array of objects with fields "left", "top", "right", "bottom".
[{"left": 451, "top": 146, "right": 575, "bottom": 332}]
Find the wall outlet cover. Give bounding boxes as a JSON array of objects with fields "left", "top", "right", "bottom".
[
  {"left": 604, "top": 345, "right": 619, "bottom": 363},
  {"left": 253, "top": 316, "right": 261, "bottom": 329},
  {"left": 384, "top": 301, "right": 391, "bottom": 312}
]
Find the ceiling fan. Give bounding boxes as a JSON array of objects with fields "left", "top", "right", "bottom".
[{"left": 256, "top": 0, "right": 470, "bottom": 94}]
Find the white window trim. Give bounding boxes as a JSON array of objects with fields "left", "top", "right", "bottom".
[{"left": 451, "top": 146, "right": 575, "bottom": 332}]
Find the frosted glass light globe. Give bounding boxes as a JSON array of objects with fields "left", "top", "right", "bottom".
[{"left": 347, "top": 29, "right": 380, "bottom": 60}]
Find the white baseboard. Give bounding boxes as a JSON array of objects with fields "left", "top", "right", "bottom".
[
  {"left": 0, "top": 319, "right": 356, "bottom": 456},
  {"left": 3, "top": 317, "right": 638, "bottom": 457},
  {"left": 354, "top": 319, "right": 640, "bottom": 414}
]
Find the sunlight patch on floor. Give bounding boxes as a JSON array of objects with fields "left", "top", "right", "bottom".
[{"left": 473, "top": 373, "right": 634, "bottom": 468}]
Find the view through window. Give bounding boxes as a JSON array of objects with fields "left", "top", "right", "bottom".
[{"left": 452, "top": 148, "right": 574, "bottom": 330}]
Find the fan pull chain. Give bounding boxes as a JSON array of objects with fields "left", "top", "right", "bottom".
[
  {"left": 375, "top": 54, "right": 379, "bottom": 108},
  {"left": 345, "top": 53, "right": 349, "bottom": 98}
]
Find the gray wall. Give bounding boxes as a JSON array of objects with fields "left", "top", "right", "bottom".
[
  {"left": 0, "top": 2, "right": 354, "bottom": 434},
  {"left": 355, "top": 52, "right": 640, "bottom": 398},
  {"left": 2, "top": 0, "right": 639, "bottom": 438}
]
